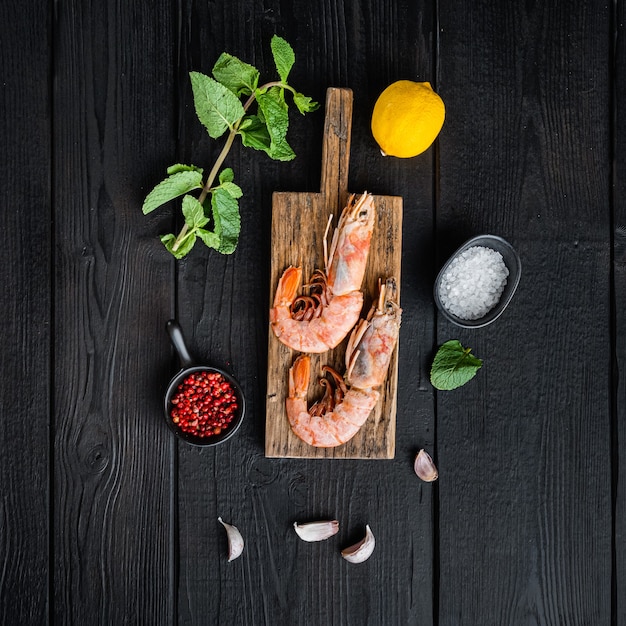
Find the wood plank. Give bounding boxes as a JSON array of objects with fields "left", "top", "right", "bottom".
[
  {"left": 52, "top": 1, "right": 177, "bottom": 622},
  {"left": 437, "top": 2, "right": 612, "bottom": 623},
  {"left": 0, "top": 2, "right": 51, "bottom": 622},
  {"left": 265, "top": 88, "right": 403, "bottom": 459},
  {"left": 174, "top": 0, "right": 437, "bottom": 622},
  {"left": 614, "top": 0, "right": 626, "bottom": 622}
]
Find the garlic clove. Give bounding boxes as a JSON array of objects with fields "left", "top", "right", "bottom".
[
  {"left": 218, "top": 517, "right": 244, "bottom": 562},
  {"left": 341, "top": 524, "right": 375, "bottom": 563},
  {"left": 414, "top": 449, "right": 438, "bottom": 482},
  {"left": 293, "top": 520, "right": 339, "bottom": 542}
]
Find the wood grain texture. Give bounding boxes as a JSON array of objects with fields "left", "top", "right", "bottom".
[
  {"left": 5, "top": 0, "right": 624, "bottom": 622},
  {"left": 52, "top": 0, "right": 177, "bottom": 622},
  {"left": 266, "top": 88, "right": 403, "bottom": 459},
  {"left": 437, "top": 2, "right": 612, "bottom": 624},
  {"left": 614, "top": 0, "right": 626, "bottom": 622},
  {"left": 0, "top": 2, "right": 51, "bottom": 623}
]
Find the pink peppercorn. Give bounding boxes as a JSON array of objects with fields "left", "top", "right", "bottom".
[{"left": 170, "top": 371, "right": 239, "bottom": 438}]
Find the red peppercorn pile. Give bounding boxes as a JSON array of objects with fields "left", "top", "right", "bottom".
[{"left": 170, "top": 370, "right": 239, "bottom": 438}]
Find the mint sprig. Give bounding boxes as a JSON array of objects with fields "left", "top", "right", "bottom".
[
  {"left": 430, "top": 340, "right": 483, "bottom": 390},
  {"left": 142, "top": 35, "right": 319, "bottom": 258}
]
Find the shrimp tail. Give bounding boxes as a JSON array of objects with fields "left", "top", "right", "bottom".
[
  {"left": 288, "top": 353, "right": 310, "bottom": 400},
  {"left": 270, "top": 266, "right": 302, "bottom": 325}
]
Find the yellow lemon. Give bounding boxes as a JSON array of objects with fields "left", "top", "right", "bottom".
[{"left": 371, "top": 80, "right": 445, "bottom": 158}]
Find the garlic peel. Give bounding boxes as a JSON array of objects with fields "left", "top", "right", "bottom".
[
  {"left": 414, "top": 449, "right": 438, "bottom": 482},
  {"left": 341, "top": 524, "right": 375, "bottom": 563},
  {"left": 218, "top": 517, "right": 244, "bottom": 561},
  {"left": 293, "top": 520, "right": 339, "bottom": 542}
]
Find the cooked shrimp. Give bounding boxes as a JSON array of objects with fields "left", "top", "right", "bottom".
[
  {"left": 270, "top": 192, "right": 375, "bottom": 353},
  {"left": 286, "top": 278, "right": 401, "bottom": 447}
]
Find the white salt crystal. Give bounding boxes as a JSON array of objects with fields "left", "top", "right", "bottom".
[{"left": 438, "top": 246, "right": 509, "bottom": 320}]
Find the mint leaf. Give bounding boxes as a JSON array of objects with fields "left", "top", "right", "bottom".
[
  {"left": 181, "top": 195, "right": 208, "bottom": 228},
  {"left": 238, "top": 115, "right": 272, "bottom": 153},
  {"left": 160, "top": 233, "right": 176, "bottom": 251},
  {"left": 293, "top": 92, "right": 319, "bottom": 115},
  {"left": 190, "top": 71, "right": 245, "bottom": 139},
  {"left": 217, "top": 169, "right": 242, "bottom": 197},
  {"left": 270, "top": 35, "right": 295, "bottom": 83},
  {"left": 219, "top": 168, "right": 234, "bottom": 183},
  {"left": 211, "top": 187, "right": 241, "bottom": 254},
  {"left": 142, "top": 170, "right": 203, "bottom": 214},
  {"left": 166, "top": 163, "right": 204, "bottom": 176},
  {"left": 197, "top": 227, "right": 221, "bottom": 250},
  {"left": 160, "top": 232, "right": 197, "bottom": 259},
  {"left": 430, "top": 340, "right": 483, "bottom": 390},
  {"left": 221, "top": 181, "right": 243, "bottom": 199},
  {"left": 256, "top": 87, "right": 296, "bottom": 161},
  {"left": 212, "top": 53, "right": 259, "bottom": 96}
]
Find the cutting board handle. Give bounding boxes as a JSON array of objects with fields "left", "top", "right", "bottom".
[{"left": 319, "top": 87, "right": 353, "bottom": 214}]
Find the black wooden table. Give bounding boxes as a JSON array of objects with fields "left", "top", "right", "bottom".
[{"left": 2, "top": 1, "right": 624, "bottom": 624}]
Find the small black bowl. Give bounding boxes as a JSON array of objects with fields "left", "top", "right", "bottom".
[
  {"left": 433, "top": 234, "right": 521, "bottom": 329},
  {"left": 163, "top": 320, "right": 245, "bottom": 446}
]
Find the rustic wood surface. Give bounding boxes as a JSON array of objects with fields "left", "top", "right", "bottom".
[
  {"left": 266, "top": 88, "right": 403, "bottom": 459},
  {"left": 0, "top": 3, "right": 50, "bottom": 624},
  {"left": 615, "top": 1, "right": 626, "bottom": 624},
  {"left": 1, "top": 0, "right": 622, "bottom": 624}
]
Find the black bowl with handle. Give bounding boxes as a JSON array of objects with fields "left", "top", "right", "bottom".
[{"left": 163, "top": 320, "right": 245, "bottom": 446}]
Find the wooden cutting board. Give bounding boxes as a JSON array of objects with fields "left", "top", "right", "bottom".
[{"left": 265, "top": 88, "right": 403, "bottom": 459}]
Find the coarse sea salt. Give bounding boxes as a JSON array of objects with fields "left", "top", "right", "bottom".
[{"left": 438, "top": 245, "right": 509, "bottom": 320}]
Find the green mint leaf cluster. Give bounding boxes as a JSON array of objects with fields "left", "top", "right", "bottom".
[
  {"left": 157, "top": 169, "right": 244, "bottom": 259},
  {"left": 142, "top": 35, "right": 318, "bottom": 259},
  {"left": 430, "top": 340, "right": 483, "bottom": 390},
  {"left": 254, "top": 87, "right": 295, "bottom": 160}
]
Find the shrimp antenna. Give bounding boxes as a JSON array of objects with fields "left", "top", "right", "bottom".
[
  {"left": 323, "top": 213, "right": 334, "bottom": 274},
  {"left": 378, "top": 278, "right": 386, "bottom": 310}
]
